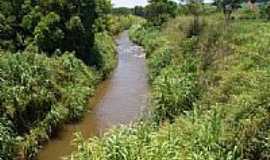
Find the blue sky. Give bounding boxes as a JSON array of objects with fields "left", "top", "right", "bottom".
[{"left": 112, "top": 0, "right": 214, "bottom": 8}]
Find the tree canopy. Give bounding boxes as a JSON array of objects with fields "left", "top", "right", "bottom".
[
  {"left": 0, "top": 0, "right": 98, "bottom": 63},
  {"left": 145, "top": 0, "right": 178, "bottom": 26}
]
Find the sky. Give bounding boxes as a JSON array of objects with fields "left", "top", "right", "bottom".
[
  {"left": 112, "top": 0, "right": 148, "bottom": 8},
  {"left": 112, "top": 0, "right": 214, "bottom": 8}
]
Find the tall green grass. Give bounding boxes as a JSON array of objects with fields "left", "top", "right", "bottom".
[{"left": 0, "top": 51, "right": 100, "bottom": 159}]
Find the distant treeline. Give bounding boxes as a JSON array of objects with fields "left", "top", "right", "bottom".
[{"left": 112, "top": 0, "right": 270, "bottom": 26}]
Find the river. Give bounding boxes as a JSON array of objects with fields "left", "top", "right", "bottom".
[{"left": 37, "top": 31, "right": 149, "bottom": 160}]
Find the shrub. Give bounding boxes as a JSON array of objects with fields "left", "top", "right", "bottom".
[
  {"left": 0, "top": 118, "right": 18, "bottom": 160},
  {"left": 237, "top": 6, "right": 260, "bottom": 20},
  {"left": 91, "top": 32, "right": 117, "bottom": 78},
  {"left": 147, "top": 46, "right": 173, "bottom": 81},
  {"left": 151, "top": 65, "right": 198, "bottom": 122},
  {"left": 106, "top": 15, "right": 145, "bottom": 36},
  {"left": 0, "top": 51, "right": 99, "bottom": 159},
  {"left": 68, "top": 122, "right": 157, "bottom": 160},
  {"left": 34, "top": 12, "right": 64, "bottom": 54},
  {"left": 129, "top": 24, "right": 168, "bottom": 56}
]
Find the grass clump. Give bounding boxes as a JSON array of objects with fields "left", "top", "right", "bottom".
[{"left": 151, "top": 65, "right": 199, "bottom": 122}]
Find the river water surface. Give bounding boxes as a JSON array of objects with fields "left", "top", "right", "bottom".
[{"left": 37, "top": 31, "right": 149, "bottom": 160}]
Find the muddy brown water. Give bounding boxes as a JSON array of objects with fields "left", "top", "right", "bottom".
[{"left": 37, "top": 31, "right": 149, "bottom": 160}]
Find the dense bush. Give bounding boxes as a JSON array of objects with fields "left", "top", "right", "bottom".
[
  {"left": 34, "top": 12, "right": 64, "bottom": 54},
  {"left": 0, "top": 118, "right": 17, "bottom": 159},
  {"left": 129, "top": 24, "right": 167, "bottom": 57},
  {"left": 147, "top": 47, "right": 173, "bottom": 81},
  {"left": 0, "top": 51, "right": 99, "bottom": 159},
  {"left": 0, "top": 0, "right": 96, "bottom": 62},
  {"left": 151, "top": 65, "right": 198, "bottom": 122},
  {"left": 112, "top": 7, "right": 133, "bottom": 16},
  {"left": 68, "top": 122, "right": 157, "bottom": 160},
  {"left": 92, "top": 32, "right": 117, "bottom": 78}
]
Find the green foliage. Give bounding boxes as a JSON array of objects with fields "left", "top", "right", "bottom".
[
  {"left": 237, "top": 7, "right": 259, "bottom": 19},
  {"left": 129, "top": 16, "right": 199, "bottom": 122},
  {"left": 152, "top": 65, "right": 198, "bottom": 122},
  {"left": 92, "top": 32, "right": 117, "bottom": 78},
  {"left": 258, "top": 3, "right": 270, "bottom": 19},
  {"left": 198, "top": 21, "right": 270, "bottom": 159},
  {"left": 112, "top": 7, "right": 133, "bottom": 16},
  {"left": 0, "top": 13, "right": 16, "bottom": 51},
  {"left": 0, "top": 0, "right": 97, "bottom": 62},
  {"left": 0, "top": 51, "right": 100, "bottom": 159},
  {"left": 129, "top": 24, "right": 167, "bottom": 56},
  {"left": 147, "top": 47, "right": 173, "bottom": 81},
  {"left": 68, "top": 122, "right": 157, "bottom": 160},
  {"left": 68, "top": 110, "right": 237, "bottom": 160},
  {"left": 106, "top": 15, "right": 145, "bottom": 36},
  {"left": 21, "top": 6, "right": 42, "bottom": 34},
  {"left": 134, "top": 6, "right": 145, "bottom": 17},
  {"left": 0, "top": 118, "right": 18, "bottom": 160},
  {"left": 69, "top": 16, "right": 270, "bottom": 160},
  {"left": 185, "top": 0, "right": 204, "bottom": 16},
  {"left": 0, "top": 0, "right": 141, "bottom": 159},
  {"left": 94, "top": 0, "right": 112, "bottom": 33},
  {"left": 145, "top": 0, "right": 178, "bottom": 26},
  {"left": 34, "top": 12, "right": 64, "bottom": 54}
]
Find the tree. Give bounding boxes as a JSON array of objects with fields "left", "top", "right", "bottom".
[
  {"left": 0, "top": 0, "right": 27, "bottom": 51},
  {"left": 259, "top": 2, "right": 270, "bottom": 20},
  {"left": 134, "top": 6, "right": 145, "bottom": 17},
  {"left": 145, "top": 0, "right": 178, "bottom": 26},
  {"left": 34, "top": 12, "right": 64, "bottom": 54},
  {"left": 180, "top": 0, "right": 203, "bottom": 36},
  {"left": 112, "top": 7, "right": 132, "bottom": 15},
  {"left": 94, "top": 0, "right": 112, "bottom": 32},
  {"left": 0, "top": 0, "right": 98, "bottom": 63},
  {"left": 212, "top": 0, "right": 223, "bottom": 10}
]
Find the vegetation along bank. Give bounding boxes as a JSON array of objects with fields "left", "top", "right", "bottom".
[
  {"left": 0, "top": 0, "right": 142, "bottom": 159},
  {"left": 68, "top": 1, "right": 270, "bottom": 160}
]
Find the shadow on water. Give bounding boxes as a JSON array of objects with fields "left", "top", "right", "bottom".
[{"left": 37, "top": 31, "right": 149, "bottom": 160}]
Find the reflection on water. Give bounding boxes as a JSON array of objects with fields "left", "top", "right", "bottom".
[{"left": 37, "top": 31, "right": 149, "bottom": 160}]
